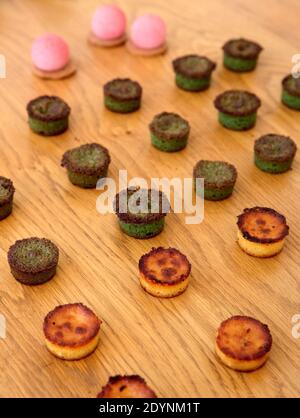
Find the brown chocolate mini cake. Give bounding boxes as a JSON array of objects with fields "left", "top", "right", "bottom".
[
  {"left": 0, "top": 176, "right": 15, "bottom": 220},
  {"left": 223, "top": 38, "right": 262, "bottom": 72},
  {"left": 103, "top": 78, "right": 142, "bottom": 113}
]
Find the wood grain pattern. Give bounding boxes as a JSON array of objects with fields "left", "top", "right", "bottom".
[{"left": 0, "top": 0, "right": 300, "bottom": 398}]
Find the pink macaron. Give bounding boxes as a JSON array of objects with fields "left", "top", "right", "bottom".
[
  {"left": 91, "top": 4, "right": 126, "bottom": 40},
  {"left": 130, "top": 14, "right": 166, "bottom": 50},
  {"left": 31, "top": 33, "right": 70, "bottom": 72}
]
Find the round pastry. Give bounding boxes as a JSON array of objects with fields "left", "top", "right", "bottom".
[
  {"left": 193, "top": 160, "right": 237, "bottom": 201},
  {"left": 61, "top": 143, "right": 110, "bottom": 188},
  {"left": 27, "top": 95, "right": 70, "bottom": 136},
  {"left": 127, "top": 14, "right": 167, "bottom": 56},
  {"left": 8, "top": 237, "right": 59, "bottom": 285},
  {"left": 237, "top": 207, "right": 289, "bottom": 257},
  {"left": 97, "top": 375, "right": 157, "bottom": 398},
  {"left": 43, "top": 303, "right": 101, "bottom": 360},
  {"left": 149, "top": 112, "right": 190, "bottom": 152},
  {"left": 281, "top": 74, "right": 300, "bottom": 110},
  {"left": 214, "top": 90, "right": 261, "bottom": 130},
  {"left": 103, "top": 78, "right": 142, "bottom": 113},
  {"left": 114, "top": 187, "right": 170, "bottom": 239},
  {"left": 254, "top": 134, "right": 297, "bottom": 174},
  {"left": 223, "top": 38, "right": 262, "bottom": 72},
  {"left": 172, "top": 55, "right": 216, "bottom": 92},
  {"left": 31, "top": 33, "right": 76, "bottom": 79},
  {"left": 139, "top": 247, "right": 191, "bottom": 298},
  {"left": 89, "top": 4, "right": 126, "bottom": 47},
  {"left": 0, "top": 176, "right": 15, "bottom": 220},
  {"left": 215, "top": 316, "right": 272, "bottom": 372}
]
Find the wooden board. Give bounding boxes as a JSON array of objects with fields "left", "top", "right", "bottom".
[{"left": 0, "top": 0, "right": 299, "bottom": 398}]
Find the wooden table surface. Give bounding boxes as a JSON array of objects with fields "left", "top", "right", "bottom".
[{"left": 0, "top": 0, "right": 300, "bottom": 398}]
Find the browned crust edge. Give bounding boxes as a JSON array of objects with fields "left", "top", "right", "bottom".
[
  {"left": 193, "top": 160, "right": 238, "bottom": 190},
  {"left": 222, "top": 38, "right": 263, "bottom": 59},
  {"left": 172, "top": 54, "right": 216, "bottom": 79},
  {"left": 254, "top": 134, "right": 297, "bottom": 163},
  {"left": 0, "top": 176, "right": 15, "bottom": 206},
  {"left": 282, "top": 74, "right": 300, "bottom": 97},
  {"left": 149, "top": 112, "right": 190, "bottom": 140},
  {"left": 27, "top": 95, "right": 71, "bottom": 121},
  {"left": 214, "top": 90, "right": 261, "bottom": 116},
  {"left": 97, "top": 375, "right": 157, "bottom": 398},
  {"left": 103, "top": 78, "right": 142, "bottom": 102}
]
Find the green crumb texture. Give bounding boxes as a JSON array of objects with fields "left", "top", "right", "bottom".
[
  {"left": 218, "top": 111, "right": 257, "bottom": 130},
  {"left": 254, "top": 156, "right": 292, "bottom": 174},
  {"left": 103, "top": 78, "right": 142, "bottom": 113},
  {"left": 151, "top": 133, "right": 187, "bottom": 152},
  {"left": 223, "top": 54, "right": 257, "bottom": 72},
  {"left": 222, "top": 38, "right": 262, "bottom": 72},
  {"left": 28, "top": 117, "right": 69, "bottom": 136},
  {"left": 203, "top": 186, "right": 234, "bottom": 201},
  {"left": 149, "top": 112, "right": 190, "bottom": 151},
  {"left": 104, "top": 96, "right": 140, "bottom": 113},
  {"left": 175, "top": 74, "right": 211, "bottom": 92},
  {"left": 282, "top": 90, "right": 300, "bottom": 110},
  {"left": 67, "top": 168, "right": 108, "bottom": 188},
  {"left": 119, "top": 218, "right": 165, "bottom": 239}
]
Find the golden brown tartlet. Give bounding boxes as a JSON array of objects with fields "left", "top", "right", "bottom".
[{"left": 97, "top": 375, "right": 157, "bottom": 398}]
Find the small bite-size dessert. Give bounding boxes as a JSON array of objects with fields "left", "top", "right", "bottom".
[
  {"left": 8, "top": 237, "right": 59, "bottom": 285},
  {"left": 139, "top": 247, "right": 191, "bottom": 298},
  {"left": 281, "top": 74, "right": 300, "bottom": 110},
  {"left": 172, "top": 55, "right": 216, "bottom": 92},
  {"left": 215, "top": 316, "right": 272, "bottom": 372},
  {"left": 193, "top": 160, "right": 237, "bottom": 201},
  {"left": 127, "top": 14, "right": 167, "bottom": 56},
  {"left": 254, "top": 134, "right": 297, "bottom": 174},
  {"left": 214, "top": 90, "right": 261, "bottom": 130},
  {"left": 0, "top": 176, "right": 15, "bottom": 220},
  {"left": 149, "top": 112, "right": 190, "bottom": 152},
  {"left": 97, "top": 375, "right": 157, "bottom": 398},
  {"left": 103, "top": 78, "right": 142, "bottom": 113},
  {"left": 31, "top": 33, "right": 76, "bottom": 79},
  {"left": 61, "top": 143, "right": 110, "bottom": 188},
  {"left": 89, "top": 4, "right": 127, "bottom": 47},
  {"left": 237, "top": 207, "right": 289, "bottom": 257},
  {"left": 114, "top": 187, "right": 170, "bottom": 239},
  {"left": 43, "top": 303, "right": 101, "bottom": 360},
  {"left": 223, "top": 38, "right": 262, "bottom": 72},
  {"left": 27, "top": 95, "right": 71, "bottom": 136}
]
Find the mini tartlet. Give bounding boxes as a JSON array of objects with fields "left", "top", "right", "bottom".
[
  {"left": 214, "top": 90, "right": 261, "bottom": 130},
  {"left": 149, "top": 112, "right": 190, "bottom": 152},
  {"left": 254, "top": 134, "right": 297, "bottom": 174},
  {"left": 139, "top": 247, "right": 191, "bottom": 298},
  {"left": 172, "top": 55, "right": 216, "bottom": 92},
  {"left": 103, "top": 78, "right": 142, "bottom": 113},
  {"left": 223, "top": 38, "right": 262, "bottom": 72},
  {"left": 114, "top": 187, "right": 170, "bottom": 239},
  {"left": 61, "top": 143, "right": 110, "bottom": 188},
  {"left": 216, "top": 315, "right": 272, "bottom": 372},
  {"left": 97, "top": 375, "right": 157, "bottom": 398},
  {"left": 8, "top": 237, "right": 59, "bottom": 285},
  {"left": 237, "top": 207, "right": 289, "bottom": 257},
  {"left": 193, "top": 160, "right": 237, "bottom": 201},
  {"left": 0, "top": 176, "right": 15, "bottom": 220},
  {"left": 43, "top": 303, "right": 101, "bottom": 360},
  {"left": 27, "top": 95, "right": 71, "bottom": 136},
  {"left": 281, "top": 74, "right": 300, "bottom": 110}
]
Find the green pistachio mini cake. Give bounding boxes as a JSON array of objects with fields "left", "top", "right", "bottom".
[
  {"left": 8, "top": 237, "right": 59, "bottom": 285},
  {"left": 103, "top": 78, "right": 142, "bottom": 113},
  {"left": 254, "top": 134, "right": 297, "bottom": 174},
  {"left": 149, "top": 112, "right": 190, "bottom": 152},
  {"left": 214, "top": 90, "right": 261, "bottom": 130},
  {"left": 114, "top": 187, "right": 170, "bottom": 239},
  {"left": 193, "top": 160, "right": 237, "bottom": 200},
  {"left": 61, "top": 143, "right": 110, "bottom": 188},
  {"left": 0, "top": 176, "right": 15, "bottom": 220},
  {"left": 281, "top": 74, "right": 300, "bottom": 110},
  {"left": 27, "top": 95, "right": 70, "bottom": 136},
  {"left": 223, "top": 38, "right": 262, "bottom": 72},
  {"left": 172, "top": 55, "right": 216, "bottom": 92}
]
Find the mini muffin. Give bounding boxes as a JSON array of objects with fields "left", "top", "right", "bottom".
[
  {"left": 97, "top": 375, "right": 157, "bottom": 398},
  {"left": 103, "top": 78, "right": 142, "bottom": 113},
  {"left": 281, "top": 74, "right": 300, "bottom": 110},
  {"left": 237, "top": 207, "right": 289, "bottom": 257},
  {"left": 0, "top": 176, "right": 15, "bottom": 220},
  {"left": 215, "top": 316, "right": 272, "bottom": 372},
  {"left": 61, "top": 143, "right": 110, "bottom": 188},
  {"left": 43, "top": 303, "right": 101, "bottom": 360},
  {"left": 8, "top": 237, "right": 59, "bottom": 285},
  {"left": 223, "top": 38, "right": 262, "bottom": 72},
  {"left": 27, "top": 95, "right": 71, "bottom": 136},
  {"left": 214, "top": 90, "right": 261, "bottom": 130},
  {"left": 149, "top": 112, "right": 190, "bottom": 152},
  {"left": 114, "top": 187, "right": 170, "bottom": 239},
  {"left": 254, "top": 134, "right": 297, "bottom": 174},
  {"left": 89, "top": 5, "right": 127, "bottom": 47},
  {"left": 139, "top": 247, "right": 191, "bottom": 298},
  {"left": 193, "top": 160, "right": 237, "bottom": 201},
  {"left": 172, "top": 55, "right": 216, "bottom": 92}
]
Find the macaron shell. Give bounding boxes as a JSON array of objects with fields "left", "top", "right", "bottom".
[
  {"left": 130, "top": 14, "right": 166, "bottom": 50},
  {"left": 31, "top": 33, "right": 70, "bottom": 72},
  {"left": 91, "top": 5, "right": 126, "bottom": 40}
]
